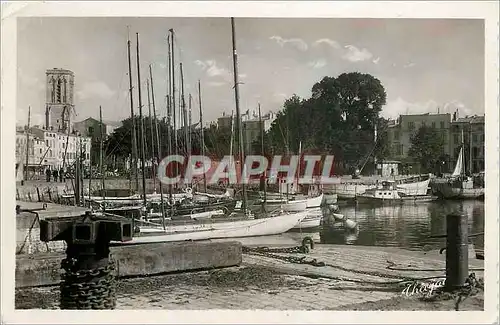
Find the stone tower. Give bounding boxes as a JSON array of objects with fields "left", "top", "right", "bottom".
[{"left": 45, "top": 68, "right": 75, "bottom": 133}]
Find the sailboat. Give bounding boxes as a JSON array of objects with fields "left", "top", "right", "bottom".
[
  {"left": 129, "top": 18, "right": 308, "bottom": 242},
  {"left": 435, "top": 146, "right": 484, "bottom": 199}
]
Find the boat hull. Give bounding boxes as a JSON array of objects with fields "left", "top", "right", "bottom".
[
  {"left": 356, "top": 195, "right": 438, "bottom": 204},
  {"left": 292, "top": 208, "right": 322, "bottom": 230},
  {"left": 122, "top": 211, "right": 309, "bottom": 244}
]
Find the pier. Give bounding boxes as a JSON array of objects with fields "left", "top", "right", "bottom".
[{"left": 14, "top": 199, "right": 484, "bottom": 311}]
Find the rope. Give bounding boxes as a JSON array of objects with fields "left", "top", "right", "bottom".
[{"left": 16, "top": 212, "right": 40, "bottom": 254}]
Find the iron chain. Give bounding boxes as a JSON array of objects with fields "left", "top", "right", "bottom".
[{"left": 60, "top": 257, "right": 117, "bottom": 309}]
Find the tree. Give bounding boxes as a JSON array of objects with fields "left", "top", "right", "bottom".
[
  {"left": 265, "top": 72, "right": 388, "bottom": 168},
  {"left": 408, "top": 125, "right": 446, "bottom": 173}
]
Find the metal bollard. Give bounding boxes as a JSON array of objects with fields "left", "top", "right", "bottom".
[
  {"left": 445, "top": 213, "right": 469, "bottom": 290},
  {"left": 40, "top": 211, "right": 132, "bottom": 309}
]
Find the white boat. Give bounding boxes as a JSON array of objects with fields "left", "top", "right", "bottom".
[
  {"left": 263, "top": 193, "right": 323, "bottom": 212},
  {"left": 332, "top": 175, "right": 431, "bottom": 199},
  {"left": 292, "top": 207, "right": 322, "bottom": 229},
  {"left": 356, "top": 180, "right": 437, "bottom": 204},
  {"left": 147, "top": 209, "right": 226, "bottom": 221},
  {"left": 395, "top": 176, "right": 431, "bottom": 196},
  {"left": 117, "top": 211, "right": 309, "bottom": 244}
]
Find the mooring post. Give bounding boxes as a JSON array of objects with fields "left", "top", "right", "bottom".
[
  {"left": 40, "top": 211, "right": 132, "bottom": 309},
  {"left": 445, "top": 213, "right": 469, "bottom": 290}
]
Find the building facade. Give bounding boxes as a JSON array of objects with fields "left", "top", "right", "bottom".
[
  {"left": 73, "top": 117, "right": 121, "bottom": 139},
  {"left": 386, "top": 112, "right": 484, "bottom": 174},
  {"left": 217, "top": 109, "right": 276, "bottom": 154},
  {"left": 387, "top": 113, "right": 452, "bottom": 158},
  {"left": 449, "top": 115, "right": 485, "bottom": 173},
  {"left": 16, "top": 68, "right": 93, "bottom": 180}
]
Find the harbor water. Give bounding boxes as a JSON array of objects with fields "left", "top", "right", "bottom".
[{"left": 320, "top": 200, "right": 485, "bottom": 251}]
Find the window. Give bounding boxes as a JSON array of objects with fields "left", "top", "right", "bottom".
[
  {"left": 431, "top": 122, "right": 436, "bottom": 128},
  {"left": 394, "top": 130, "right": 400, "bottom": 140},
  {"left": 480, "top": 134, "right": 484, "bottom": 142},
  {"left": 422, "top": 121, "right": 426, "bottom": 127},
  {"left": 453, "top": 134, "right": 459, "bottom": 144},
  {"left": 472, "top": 134, "right": 478, "bottom": 143},
  {"left": 408, "top": 122, "right": 415, "bottom": 130},
  {"left": 473, "top": 147, "right": 479, "bottom": 158},
  {"left": 39, "top": 148, "right": 42, "bottom": 154}
]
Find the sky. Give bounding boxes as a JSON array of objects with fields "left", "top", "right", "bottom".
[{"left": 16, "top": 17, "right": 485, "bottom": 127}]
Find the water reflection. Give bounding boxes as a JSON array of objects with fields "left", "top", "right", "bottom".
[{"left": 320, "top": 201, "right": 484, "bottom": 251}]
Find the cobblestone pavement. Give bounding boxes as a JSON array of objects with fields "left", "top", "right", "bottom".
[
  {"left": 15, "top": 244, "right": 484, "bottom": 310},
  {"left": 16, "top": 266, "right": 398, "bottom": 310}
]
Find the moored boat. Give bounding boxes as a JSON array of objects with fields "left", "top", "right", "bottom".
[
  {"left": 291, "top": 207, "right": 322, "bottom": 230},
  {"left": 119, "top": 210, "right": 309, "bottom": 244},
  {"left": 356, "top": 180, "right": 437, "bottom": 204}
]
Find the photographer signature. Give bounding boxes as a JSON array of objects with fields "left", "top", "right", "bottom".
[{"left": 402, "top": 278, "right": 446, "bottom": 297}]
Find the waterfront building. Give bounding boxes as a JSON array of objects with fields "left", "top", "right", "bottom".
[
  {"left": 217, "top": 109, "right": 276, "bottom": 154},
  {"left": 16, "top": 68, "right": 92, "bottom": 180},
  {"left": 386, "top": 111, "right": 485, "bottom": 174},
  {"left": 387, "top": 113, "right": 452, "bottom": 159}
]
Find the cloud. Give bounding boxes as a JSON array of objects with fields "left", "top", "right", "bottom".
[
  {"left": 403, "top": 62, "right": 416, "bottom": 68},
  {"left": 207, "top": 81, "right": 226, "bottom": 87},
  {"left": 342, "top": 45, "right": 373, "bottom": 62},
  {"left": 313, "top": 38, "right": 341, "bottom": 49},
  {"left": 18, "top": 68, "right": 44, "bottom": 91},
  {"left": 372, "top": 57, "right": 381, "bottom": 64},
  {"left": 307, "top": 59, "right": 327, "bottom": 69},
  {"left": 269, "top": 36, "right": 308, "bottom": 51},
  {"left": 76, "top": 81, "right": 116, "bottom": 100},
  {"left": 195, "top": 59, "right": 231, "bottom": 78},
  {"left": 382, "top": 97, "right": 475, "bottom": 119}
]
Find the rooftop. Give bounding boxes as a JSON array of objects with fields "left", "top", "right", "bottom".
[{"left": 454, "top": 115, "right": 485, "bottom": 124}]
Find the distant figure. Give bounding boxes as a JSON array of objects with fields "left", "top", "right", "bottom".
[
  {"left": 45, "top": 168, "right": 51, "bottom": 182},
  {"left": 391, "top": 168, "right": 394, "bottom": 177},
  {"left": 53, "top": 169, "right": 59, "bottom": 182},
  {"left": 59, "top": 168, "right": 64, "bottom": 182}
]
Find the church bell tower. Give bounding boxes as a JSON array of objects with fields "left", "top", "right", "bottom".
[{"left": 45, "top": 68, "right": 75, "bottom": 133}]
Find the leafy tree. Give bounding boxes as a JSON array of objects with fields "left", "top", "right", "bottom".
[
  {"left": 408, "top": 125, "right": 446, "bottom": 173},
  {"left": 264, "top": 72, "right": 387, "bottom": 169}
]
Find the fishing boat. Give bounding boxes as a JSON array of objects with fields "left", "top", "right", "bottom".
[
  {"left": 433, "top": 146, "right": 484, "bottom": 199},
  {"left": 356, "top": 180, "right": 437, "bottom": 204},
  {"left": 333, "top": 174, "right": 431, "bottom": 200},
  {"left": 125, "top": 210, "right": 309, "bottom": 243}
]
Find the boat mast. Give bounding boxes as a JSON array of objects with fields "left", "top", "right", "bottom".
[
  {"left": 99, "top": 105, "right": 106, "bottom": 209},
  {"left": 198, "top": 80, "right": 207, "bottom": 192},
  {"left": 461, "top": 128, "right": 465, "bottom": 178},
  {"left": 180, "top": 63, "right": 188, "bottom": 157},
  {"left": 166, "top": 34, "right": 174, "bottom": 202},
  {"left": 169, "top": 29, "right": 178, "bottom": 186},
  {"left": 136, "top": 32, "right": 147, "bottom": 208},
  {"left": 24, "top": 106, "right": 30, "bottom": 182},
  {"left": 127, "top": 27, "right": 139, "bottom": 192},
  {"left": 149, "top": 64, "right": 166, "bottom": 230},
  {"left": 258, "top": 103, "right": 266, "bottom": 202},
  {"left": 231, "top": 17, "right": 247, "bottom": 212},
  {"left": 468, "top": 123, "right": 473, "bottom": 175},
  {"left": 188, "top": 93, "right": 192, "bottom": 157},
  {"left": 146, "top": 78, "right": 156, "bottom": 191}
]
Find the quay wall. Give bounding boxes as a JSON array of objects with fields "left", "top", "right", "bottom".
[{"left": 16, "top": 241, "right": 243, "bottom": 288}]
